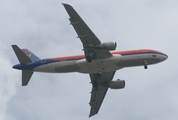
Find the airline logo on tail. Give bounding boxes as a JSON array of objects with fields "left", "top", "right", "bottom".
[
  {"left": 21, "top": 49, "right": 40, "bottom": 61},
  {"left": 27, "top": 53, "right": 32, "bottom": 58}
]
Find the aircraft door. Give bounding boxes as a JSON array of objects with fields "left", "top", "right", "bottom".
[{"left": 41, "top": 59, "right": 46, "bottom": 63}]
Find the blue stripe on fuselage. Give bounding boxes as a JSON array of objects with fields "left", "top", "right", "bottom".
[{"left": 13, "top": 58, "right": 83, "bottom": 71}]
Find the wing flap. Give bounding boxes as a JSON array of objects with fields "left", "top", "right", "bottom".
[
  {"left": 89, "top": 85, "right": 108, "bottom": 117},
  {"left": 89, "top": 72, "right": 115, "bottom": 117}
]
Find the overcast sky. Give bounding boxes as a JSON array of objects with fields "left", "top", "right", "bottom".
[{"left": 0, "top": 0, "right": 178, "bottom": 120}]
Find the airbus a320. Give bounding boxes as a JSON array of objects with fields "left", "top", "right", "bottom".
[{"left": 12, "top": 3, "right": 168, "bottom": 117}]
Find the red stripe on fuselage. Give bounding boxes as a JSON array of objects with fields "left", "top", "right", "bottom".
[
  {"left": 50, "top": 49, "right": 164, "bottom": 61},
  {"left": 51, "top": 54, "right": 85, "bottom": 61},
  {"left": 111, "top": 49, "right": 164, "bottom": 55}
]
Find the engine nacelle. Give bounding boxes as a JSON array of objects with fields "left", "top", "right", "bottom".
[
  {"left": 109, "top": 79, "right": 125, "bottom": 89},
  {"left": 99, "top": 41, "right": 117, "bottom": 51}
]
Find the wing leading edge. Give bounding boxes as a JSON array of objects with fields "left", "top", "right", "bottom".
[
  {"left": 62, "top": 3, "right": 112, "bottom": 60},
  {"left": 62, "top": 3, "right": 101, "bottom": 45}
]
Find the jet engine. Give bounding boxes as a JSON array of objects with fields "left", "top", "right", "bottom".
[
  {"left": 109, "top": 79, "right": 125, "bottom": 89},
  {"left": 99, "top": 41, "right": 117, "bottom": 51}
]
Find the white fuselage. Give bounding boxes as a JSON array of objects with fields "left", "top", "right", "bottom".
[{"left": 33, "top": 52, "right": 167, "bottom": 74}]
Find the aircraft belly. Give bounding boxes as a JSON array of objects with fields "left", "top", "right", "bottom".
[
  {"left": 33, "top": 61, "right": 79, "bottom": 73},
  {"left": 33, "top": 64, "right": 51, "bottom": 72},
  {"left": 76, "top": 55, "right": 122, "bottom": 73},
  {"left": 117, "top": 54, "right": 161, "bottom": 67}
]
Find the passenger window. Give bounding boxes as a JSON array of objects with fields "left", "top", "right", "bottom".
[{"left": 152, "top": 55, "right": 156, "bottom": 57}]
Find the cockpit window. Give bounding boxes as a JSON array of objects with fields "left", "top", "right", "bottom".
[{"left": 152, "top": 55, "right": 156, "bottom": 57}]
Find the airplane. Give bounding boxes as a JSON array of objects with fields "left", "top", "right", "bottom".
[{"left": 11, "top": 3, "right": 168, "bottom": 117}]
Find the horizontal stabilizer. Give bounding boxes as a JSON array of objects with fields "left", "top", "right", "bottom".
[
  {"left": 12, "top": 45, "right": 32, "bottom": 64},
  {"left": 22, "top": 70, "right": 33, "bottom": 86}
]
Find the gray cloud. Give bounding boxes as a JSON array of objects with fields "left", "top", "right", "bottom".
[
  {"left": 0, "top": 42, "right": 19, "bottom": 120},
  {"left": 0, "top": 0, "right": 177, "bottom": 120}
]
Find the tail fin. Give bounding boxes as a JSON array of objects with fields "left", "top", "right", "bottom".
[
  {"left": 21, "top": 49, "right": 40, "bottom": 61},
  {"left": 22, "top": 70, "right": 33, "bottom": 86},
  {"left": 12, "top": 45, "right": 32, "bottom": 64},
  {"left": 12, "top": 45, "right": 34, "bottom": 86}
]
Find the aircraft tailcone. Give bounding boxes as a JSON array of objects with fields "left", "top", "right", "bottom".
[{"left": 12, "top": 64, "right": 22, "bottom": 70}]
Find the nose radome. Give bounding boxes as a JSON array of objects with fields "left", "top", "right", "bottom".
[{"left": 161, "top": 54, "right": 168, "bottom": 61}]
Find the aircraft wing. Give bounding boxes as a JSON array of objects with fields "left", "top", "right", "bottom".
[
  {"left": 63, "top": 4, "right": 115, "bottom": 117},
  {"left": 89, "top": 72, "right": 115, "bottom": 117},
  {"left": 63, "top": 3, "right": 112, "bottom": 59}
]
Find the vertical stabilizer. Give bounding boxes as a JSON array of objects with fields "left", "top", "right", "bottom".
[{"left": 22, "top": 70, "right": 33, "bottom": 86}]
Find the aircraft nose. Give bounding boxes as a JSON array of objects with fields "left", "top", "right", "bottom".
[{"left": 161, "top": 54, "right": 168, "bottom": 61}]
